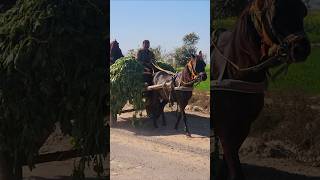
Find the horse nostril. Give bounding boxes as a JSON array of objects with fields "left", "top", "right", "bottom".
[
  {"left": 202, "top": 73, "right": 207, "bottom": 81},
  {"left": 292, "top": 38, "right": 311, "bottom": 62}
]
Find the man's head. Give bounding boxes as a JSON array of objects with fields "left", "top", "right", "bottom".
[{"left": 143, "top": 40, "right": 150, "bottom": 50}]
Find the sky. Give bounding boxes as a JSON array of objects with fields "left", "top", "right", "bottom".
[{"left": 110, "top": 0, "right": 210, "bottom": 62}]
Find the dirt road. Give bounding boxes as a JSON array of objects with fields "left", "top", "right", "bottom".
[{"left": 110, "top": 109, "right": 210, "bottom": 180}]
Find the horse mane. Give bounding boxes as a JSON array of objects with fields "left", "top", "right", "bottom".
[
  {"left": 231, "top": 4, "right": 262, "bottom": 66},
  {"left": 225, "top": 2, "right": 267, "bottom": 82},
  {"left": 178, "top": 56, "right": 197, "bottom": 87}
]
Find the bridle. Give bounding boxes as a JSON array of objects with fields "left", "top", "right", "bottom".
[
  {"left": 250, "top": 0, "right": 308, "bottom": 63},
  {"left": 212, "top": 0, "right": 307, "bottom": 74},
  {"left": 180, "top": 58, "right": 206, "bottom": 86}
]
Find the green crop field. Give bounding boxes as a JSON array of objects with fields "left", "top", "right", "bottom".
[
  {"left": 213, "top": 10, "right": 320, "bottom": 94},
  {"left": 176, "top": 66, "right": 210, "bottom": 91},
  {"left": 269, "top": 47, "right": 320, "bottom": 94},
  {"left": 195, "top": 66, "right": 210, "bottom": 91}
]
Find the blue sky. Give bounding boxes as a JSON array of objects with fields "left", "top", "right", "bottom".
[{"left": 111, "top": 0, "right": 210, "bottom": 61}]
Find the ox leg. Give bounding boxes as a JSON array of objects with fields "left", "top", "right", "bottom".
[
  {"left": 161, "top": 112, "right": 166, "bottom": 126},
  {"left": 161, "top": 102, "right": 167, "bottom": 126},
  {"left": 174, "top": 107, "right": 182, "bottom": 130},
  {"left": 152, "top": 116, "right": 158, "bottom": 128},
  {"left": 13, "top": 163, "right": 22, "bottom": 180},
  {"left": 110, "top": 113, "right": 117, "bottom": 127}
]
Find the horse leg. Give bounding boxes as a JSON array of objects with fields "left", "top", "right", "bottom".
[
  {"left": 215, "top": 155, "right": 228, "bottom": 180},
  {"left": 182, "top": 109, "right": 191, "bottom": 136},
  {"left": 218, "top": 122, "right": 252, "bottom": 180},
  {"left": 219, "top": 136, "right": 244, "bottom": 180}
]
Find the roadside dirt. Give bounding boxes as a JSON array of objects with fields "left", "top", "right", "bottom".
[
  {"left": 110, "top": 108, "right": 210, "bottom": 180},
  {"left": 213, "top": 90, "right": 320, "bottom": 180}
]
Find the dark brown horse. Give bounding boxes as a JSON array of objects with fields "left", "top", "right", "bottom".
[
  {"left": 211, "top": 0, "right": 311, "bottom": 179},
  {"left": 149, "top": 52, "right": 207, "bottom": 136}
]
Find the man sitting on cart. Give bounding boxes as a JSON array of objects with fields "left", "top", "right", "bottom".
[{"left": 136, "top": 40, "right": 156, "bottom": 86}]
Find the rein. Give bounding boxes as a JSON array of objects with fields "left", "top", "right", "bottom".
[
  {"left": 212, "top": 0, "right": 306, "bottom": 82},
  {"left": 179, "top": 60, "right": 203, "bottom": 87},
  {"left": 152, "top": 60, "right": 203, "bottom": 88},
  {"left": 211, "top": 40, "right": 286, "bottom": 72}
]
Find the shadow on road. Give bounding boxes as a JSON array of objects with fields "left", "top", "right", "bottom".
[
  {"left": 113, "top": 111, "right": 210, "bottom": 137},
  {"left": 24, "top": 176, "right": 108, "bottom": 180},
  {"left": 242, "top": 163, "right": 320, "bottom": 180}
]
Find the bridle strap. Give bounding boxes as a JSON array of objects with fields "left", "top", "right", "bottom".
[{"left": 212, "top": 40, "right": 284, "bottom": 72}]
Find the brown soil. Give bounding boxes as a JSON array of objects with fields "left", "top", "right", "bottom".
[
  {"left": 213, "top": 90, "right": 320, "bottom": 180},
  {"left": 250, "top": 91, "right": 320, "bottom": 165},
  {"left": 188, "top": 90, "right": 210, "bottom": 113}
]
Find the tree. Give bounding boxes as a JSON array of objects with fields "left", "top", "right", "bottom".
[
  {"left": 127, "top": 49, "right": 137, "bottom": 57},
  {"left": 183, "top": 32, "right": 200, "bottom": 46},
  {"left": 150, "top": 45, "right": 165, "bottom": 61},
  {"left": 174, "top": 32, "right": 200, "bottom": 66}
]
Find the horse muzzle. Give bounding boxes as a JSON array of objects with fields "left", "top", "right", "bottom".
[
  {"left": 199, "top": 72, "right": 207, "bottom": 81},
  {"left": 281, "top": 33, "right": 311, "bottom": 63}
]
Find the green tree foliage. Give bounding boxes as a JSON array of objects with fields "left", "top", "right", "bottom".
[
  {"left": 174, "top": 32, "right": 200, "bottom": 66},
  {"left": 150, "top": 45, "right": 165, "bottom": 61}
]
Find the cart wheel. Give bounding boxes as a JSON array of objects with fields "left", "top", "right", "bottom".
[{"left": 110, "top": 113, "right": 117, "bottom": 127}]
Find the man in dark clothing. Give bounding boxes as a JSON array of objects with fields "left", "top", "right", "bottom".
[
  {"left": 136, "top": 40, "right": 155, "bottom": 70},
  {"left": 136, "top": 40, "right": 156, "bottom": 85},
  {"left": 110, "top": 40, "right": 124, "bottom": 64}
]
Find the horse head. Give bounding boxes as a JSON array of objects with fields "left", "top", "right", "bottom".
[
  {"left": 250, "top": 0, "right": 311, "bottom": 63},
  {"left": 187, "top": 51, "right": 207, "bottom": 82}
]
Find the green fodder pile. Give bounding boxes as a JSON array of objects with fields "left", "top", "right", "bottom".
[
  {"left": 0, "top": 0, "right": 108, "bottom": 177},
  {"left": 110, "top": 57, "right": 176, "bottom": 115},
  {"left": 110, "top": 56, "right": 145, "bottom": 115}
]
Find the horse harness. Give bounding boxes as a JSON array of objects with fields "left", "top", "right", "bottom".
[
  {"left": 152, "top": 61, "right": 201, "bottom": 104},
  {"left": 211, "top": 0, "right": 306, "bottom": 94}
]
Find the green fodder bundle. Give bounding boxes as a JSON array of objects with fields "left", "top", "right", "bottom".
[
  {"left": 110, "top": 56, "right": 145, "bottom": 115},
  {"left": 156, "top": 60, "right": 177, "bottom": 73},
  {"left": 110, "top": 58, "right": 176, "bottom": 115},
  {"left": 0, "top": 0, "right": 108, "bottom": 177}
]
